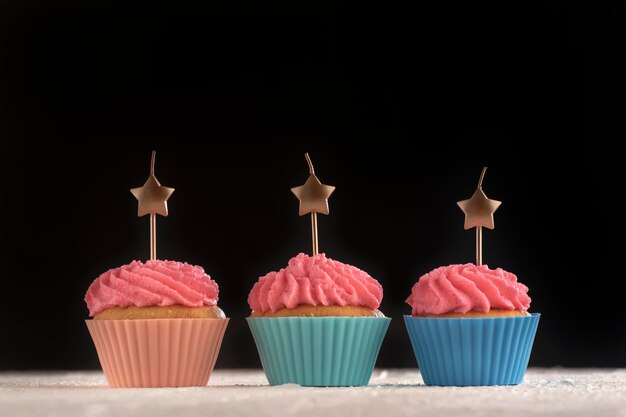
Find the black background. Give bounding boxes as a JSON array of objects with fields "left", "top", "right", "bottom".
[{"left": 1, "top": 0, "right": 624, "bottom": 370}]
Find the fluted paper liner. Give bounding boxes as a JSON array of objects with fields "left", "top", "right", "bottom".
[
  {"left": 404, "top": 313, "right": 540, "bottom": 386},
  {"left": 247, "top": 317, "right": 390, "bottom": 387},
  {"left": 86, "top": 318, "right": 229, "bottom": 388}
]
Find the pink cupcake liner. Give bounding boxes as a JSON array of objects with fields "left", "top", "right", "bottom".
[{"left": 86, "top": 318, "right": 229, "bottom": 388}]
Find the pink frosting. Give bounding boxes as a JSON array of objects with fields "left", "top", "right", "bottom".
[
  {"left": 85, "top": 260, "right": 219, "bottom": 317},
  {"left": 405, "top": 263, "right": 531, "bottom": 315},
  {"left": 248, "top": 253, "right": 383, "bottom": 313}
]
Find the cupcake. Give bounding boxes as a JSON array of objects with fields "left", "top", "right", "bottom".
[
  {"left": 247, "top": 253, "right": 390, "bottom": 387},
  {"left": 85, "top": 260, "right": 229, "bottom": 387},
  {"left": 84, "top": 151, "right": 229, "bottom": 387},
  {"left": 404, "top": 263, "right": 540, "bottom": 386}
]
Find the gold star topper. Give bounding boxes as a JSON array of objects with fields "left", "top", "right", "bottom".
[
  {"left": 456, "top": 167, "right": 501, "bottom": 265},
  {"left": 130, "top": 151, "right": 174, "bottom": 260},
  {"left": 130, "top": 151, "right": 175, "bottom": 217},
  {"left": 291, "top": 153, "right": 335, "bottom": 216},
  {"left": 457, "top": 167, "right": 501, "bottom": 230},
  {"left": 291, "top": 153, "right": 335, "bottom": 255}
]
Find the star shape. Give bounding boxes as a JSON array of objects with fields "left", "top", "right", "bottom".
[
  {"left": 457, "top": 187, "right": 501, "bottom": 229},
  {"left": 130, "top": 174, "right": 175, "bottom": 217},
  {"left": 291, "top": 174, "right": 335, "bottom": 216}
]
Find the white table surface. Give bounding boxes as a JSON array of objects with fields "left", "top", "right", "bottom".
[{"left": 1, "top": 369, "right": 625, "bottom": 417}]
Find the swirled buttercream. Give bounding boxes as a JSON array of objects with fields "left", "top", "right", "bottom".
[
  {"left": 248, "top": 253, "right": 382, "bottom": 313},
  {"left": 406, "top": 263, "right": 530, "bottom": 316},
  {"left": 85, "top": 260, "right": 219, "bottom": 317}
]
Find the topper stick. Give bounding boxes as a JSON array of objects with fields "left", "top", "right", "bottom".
[
  {"left": 476, "top": 224, "right": 482, "bottom": 266},
  {"left": 304, "top": 153, "right": 319, "bottom": 255},
  {"left": 150, "top": 213, "right": 157, "bottom": 260},
  {"left": 311, "top": 212, "right": 319, "bottom": 256},
  {"left": 149, "top": 151, "right": 157, "bottom": 260},
  {"left": 475, "top": 167, "right": 486, "bottom": 265}
]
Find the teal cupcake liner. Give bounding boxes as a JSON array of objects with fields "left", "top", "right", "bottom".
[
  {"left": 247, "top": 316, "right": 391, "bottom": 387},
  {"left": 404, "top": 313, "right": 540, "bottom": 386}
]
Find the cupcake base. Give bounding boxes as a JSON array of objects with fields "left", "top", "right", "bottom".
[
  {"left": 250, "top": 305, "right": 383, "bottom": 317},
  {"left": 247, "top": 317, "right": 390, "bottom": 387},
  {"left": 86, "top": 318, "right": 229, "bottom": 388},
  {"left": 94, "top": 305, "right": 226, "bottom": 320},
  {"left": 404, "top": 313, "right": 540, "bottom": 386}
]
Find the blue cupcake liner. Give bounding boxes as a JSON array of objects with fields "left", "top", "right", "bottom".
[
  {"left": 404, "top": 313, "right": 540, "bottom": 386},
  {"left": 247, "top": 316, "right": 391, "bottom": 387}
]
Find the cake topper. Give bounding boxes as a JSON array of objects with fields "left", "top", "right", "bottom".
[
  {"left": 130, "top": 151, "right": 175, "bottom": 260},
  {"left": 291, "top": 153, "right": 335, "bottom": 256},
  {"left": 456, "top": 167, "right": 501, "bottom": 265}
]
